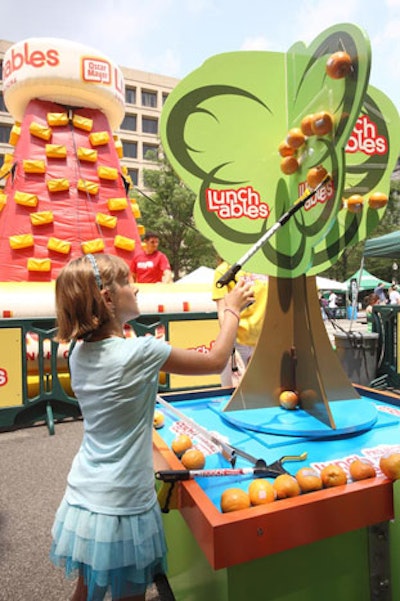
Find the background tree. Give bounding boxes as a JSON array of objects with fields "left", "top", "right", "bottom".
[
  {"left": 132, "top": 151, "right": 217, "bottom": 280},
  {"left": 322, "top": 167, "right": 400, "bottom": 283}
]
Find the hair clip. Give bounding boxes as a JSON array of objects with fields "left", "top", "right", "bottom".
[{"left": 86, "top": 254, "right": 103, "bottom": 290}]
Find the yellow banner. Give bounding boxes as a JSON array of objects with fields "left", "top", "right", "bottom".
[
  {"left": 0, "top": 328, "right": 23, "bottom": 407},
  {"left": 169, "top": 319, "right": 221, "bottom": 389}
]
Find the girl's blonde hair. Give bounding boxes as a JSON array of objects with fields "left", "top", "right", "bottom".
[{"left": 55, "top": 254, "right": 130, "bottom": 342}]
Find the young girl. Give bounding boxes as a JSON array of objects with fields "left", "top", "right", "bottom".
[{"left": 50, "top": 253, "right": 254, "bottom": 601}]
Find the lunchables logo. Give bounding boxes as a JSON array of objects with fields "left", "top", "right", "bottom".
[
  {"left": 346, "top": 115, "right": 388, "bottom": 155},
  {"left": 82, "top": 57, "right": 112, "bottom": 84},
  {"left": 3, "top": 42, "right": 59, "bottom": 78},
  {"left": 206, "top": 187, "right": 270, "bottom": 220},
  {"left": 299, "top": 178, "right": 335, "bottom": 211}
]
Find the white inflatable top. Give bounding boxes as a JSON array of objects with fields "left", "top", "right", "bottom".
[{"left": 2, "top": 38, "right": 126, "bottom": 130}]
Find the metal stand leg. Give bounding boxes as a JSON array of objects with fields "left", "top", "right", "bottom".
[{"left": 368, "top": 522, "right": 392, "bottom": 601}]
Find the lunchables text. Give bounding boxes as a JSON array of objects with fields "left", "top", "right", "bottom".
[
  {"left": 206, "top": 186, "right": 270, "bottom": 220},
  {"left": 346, "top": 115, "right": 388, "bottom": 155}
]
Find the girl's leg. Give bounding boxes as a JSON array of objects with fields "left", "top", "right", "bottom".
[{"left": 71, "top": 575, "right": 87, "bottom": 601}]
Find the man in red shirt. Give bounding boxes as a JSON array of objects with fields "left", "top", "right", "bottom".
[{"left": 130, "top": 231, "right": 172, "bottom": 283}]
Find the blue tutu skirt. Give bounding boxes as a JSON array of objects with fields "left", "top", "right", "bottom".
[{"left": 50, "top": 497, "right": 167, "bottom": 601}]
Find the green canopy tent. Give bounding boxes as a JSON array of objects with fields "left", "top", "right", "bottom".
[
  {"left": 344, "top": 268, "right": 391, "bottom": 291},
  {"left": 362, "top": 231, "right": 400, "bottom": 388},
  {"left": 364, "top": 231, "right": 400, "bottom": 259}
]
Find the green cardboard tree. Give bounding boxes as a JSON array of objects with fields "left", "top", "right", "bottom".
[{"left": 161, "top": 24, "right": 400, "bottom": 430}]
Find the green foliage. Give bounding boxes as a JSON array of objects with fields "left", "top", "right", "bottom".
[{"left": 134, "top": 154, "right": 217, "bottom": 280}]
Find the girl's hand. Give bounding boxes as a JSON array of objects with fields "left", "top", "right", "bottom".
[{"left": 224, "top": 279, "right": 255, "bottom": 315}]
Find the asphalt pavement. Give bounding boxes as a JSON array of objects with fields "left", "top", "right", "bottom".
[{"left": 0, "top": 419, "right": 175, "bottom": 601}]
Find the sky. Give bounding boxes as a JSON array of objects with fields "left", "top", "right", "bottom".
[{"left": 1, "top": 0, "right": 400, "bottom": 112}]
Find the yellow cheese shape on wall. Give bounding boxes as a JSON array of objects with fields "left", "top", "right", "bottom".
[
  {"left": 107, "top": 197, "right": 127, "bottom": 211},
  {"left": 73, "top": 114, "right": 94, "bottom": 132},
  {"left": 77, "top": 147, "right": 98, "bottom": 163},
  {"left": 47, "top": 178, "right": 70, "bottom": 193},
  {"left": 29, "top": 121, "right": 52, "bottom": 141},
  {"left": 14, "top": 191, "right": 38, "bottom": 208},
  {"left": 97, "top": 166, "right": 118, "bottom": 180},
  {"left": 114, "top": 235, "right": 135, "bottom": 251},
  {"left": 23, "top": 159, "right": 46, "bottom": 174},
  {"left": 30, "top": 211, "right": 54, "bottom": 226},
  {"left": 82, "top": 239, "right": 105, "bottom": 254},
  {"left": 46, "top": 144, "right": 67, "bottom": 159},
  {"left": 89, "top": 131, "right": 110, "bottom": 146},
  {"left": 113, "top": 137, "right": 123, "bottom": 158},
  {"left": 131, "top": 202, "right": 141, "bottom": 218},
  {"left": 9, "top": 124, "right": 21, "bottom": 146},
  {"left": 27, "top": 258, "right": 51, "bottom": 272},
  {"left": 78, "top": 179, "right": 99, "bottom": 195},
  {"left": 47, "top": 237, "right": 71, "bottom": 254},
  {"left": 9, "top": 234, "right": 34, "bottom": 249},
  {"left": 47, "top": 112, "right": 69, "bottom": 126},
  {"left": 96, "top": 213, "right": 117, "bottom": 229}
]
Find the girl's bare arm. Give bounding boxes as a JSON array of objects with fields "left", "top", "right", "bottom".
[{"left": 161, "top": 279, "right": 254, "bottom": 375}]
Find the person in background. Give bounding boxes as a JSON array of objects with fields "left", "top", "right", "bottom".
[
  {"left": 389, "top": 285, "right": 400, "bottom": 305},
  {"left": 374, "top": 282, "right": 388, "bottom": 304},
  {"left": 130, "top": 231, "right": 172, "bottom": 283},
  {"left": 365, "top": 292, "right": 381, "bottom": 332},
  {"left": 212, "top": 258, "right": 268, "bottom": 387},
  {"left": 50, "top": 253, "right": 254, "bottom": 601},
  {"left": 328, "top": 290, "right": 338, "bottom": 318},
  {"left": 365, "top": 293, "right": 381, "bottom": 314},
  {"left": 318, "top": 291, "right": 328, "bottom": 320}
]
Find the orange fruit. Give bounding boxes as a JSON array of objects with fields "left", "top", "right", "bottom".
[
  {"left": 248, "top": 479, "right": 276, "bottom": 505},
  {"left": 346, "top": 194, "right": 364, "bottom": 213},
  {"left": 296, "top": 467, "right": 323, "bottom": 493},
  {"left": 300, "top": 114, "right": 314, "bottom": 137},
  {"left": 181, "top": 448, "right": 206, "bottom": 470},
  {"left": 278, "top": 141, "right": 296, "bottom": 157},
  {"left": 286, "top": 128, "right": 306, "bottom": 149},
  {"left": 153, "top": 409, "right": 165, "bottom": 429},
  {"left": 220, "top": 488, "right": 251, "bottom": 513},
  {"left": 171, "top": 434, "right": 192, "bottom": 457},
  {"left": 379, "top": 453, "right": 400, "bottom": 480},
  {"left": 326, "top": 51, "right": 352, "bottom": 79},
  {"left": 280, "top": 156, "right": 299, "bottom": 175},
  {"left": 311, "top": 111, "right": 333, "bottom": 136},
  {"left": 320, "top": 464, "right": 347, "bottom": 488},
  {"left": 368, "top": 192, "right": 388, "bottom": 210},
  {"left": 279, "top": 390, "right": 299, "bottom": 410},
  {"left": 306, "top": 165, "right": 328, "bottom": 189},
  {"left": 273, "top": 474, "right": 301, "bottom": 499},
  {"left": 349, "top": 459, "right": 376, "bottom": 481}
]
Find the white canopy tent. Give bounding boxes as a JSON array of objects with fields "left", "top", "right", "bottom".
[
  {"left": 175, "top": 266, "right": 214, "bottom": 284},
  {"left": 315, "top": 276, "right": 347, "bottom": 291},
  {"left": 176, "top": 267, "right": 346, "bottom": 292}
]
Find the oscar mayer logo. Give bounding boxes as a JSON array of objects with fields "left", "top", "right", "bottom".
[
  {"left": 3, "top": 41, "right": 60, "bottom": 78},
  {"left": 205, "top": 186, "right": 270, "bottom": 219},
  {"left": 82, "top": 56, "right": 111, "bottom": 84},
  {"left": 346, "top": 115, "right": 388, "bottom": 155}
]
